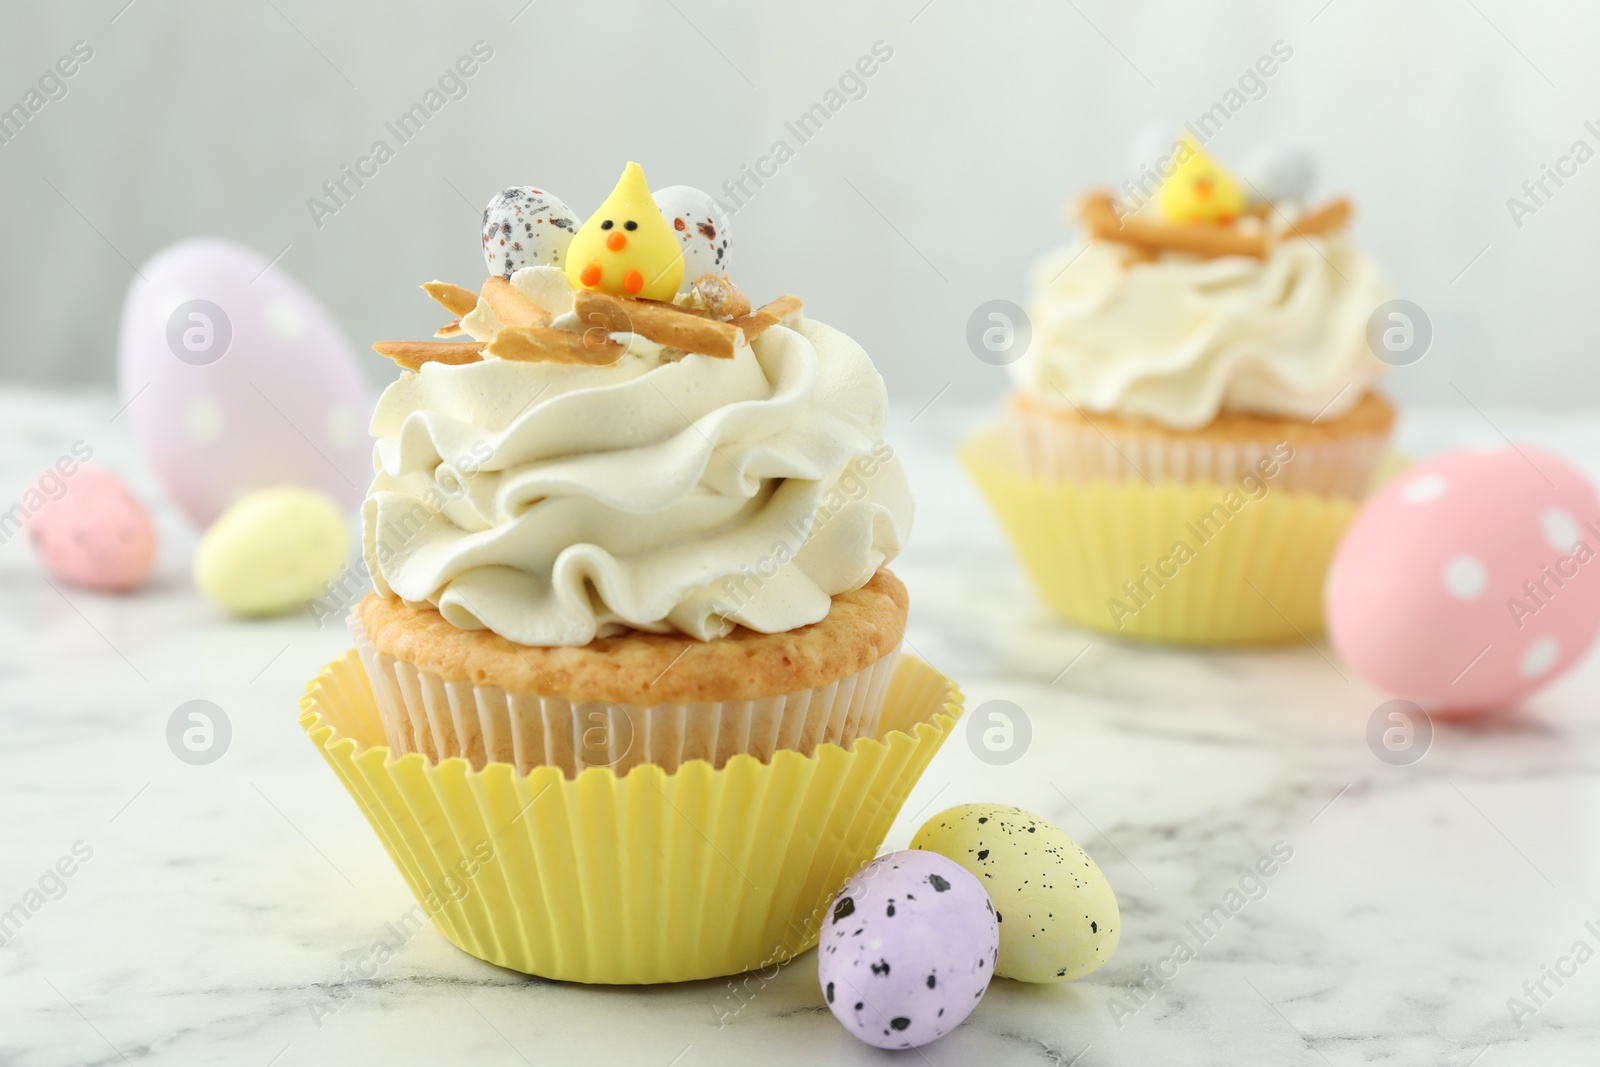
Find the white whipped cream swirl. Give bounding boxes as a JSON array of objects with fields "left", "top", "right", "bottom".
[
  {"left": 1015, "top": 230, "right": 1389, "bottom": 430},
  {"left": 362, "top": 310, "right": 913, "bottom": 646}
]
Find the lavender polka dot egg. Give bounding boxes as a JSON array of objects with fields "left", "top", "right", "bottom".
[
  {"left": 818, "top": 850, "right": 997, "bottom": 1050},
  {"left": 481, "top": 187, "right": 580, "bottom": 278},
  {"left": 116, "top": 238, "right": 373, "bottom": 529},
  {"left": 1326, "top": 445, "right": 1600, "bottom": 712}
]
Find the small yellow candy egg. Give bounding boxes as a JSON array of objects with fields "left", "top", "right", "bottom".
[
  {"left": 194, "top": 487, "right": 349, "bottom": 617},
  {"left": 912, "top": 803, "right": 1119, "bottom": 983}
]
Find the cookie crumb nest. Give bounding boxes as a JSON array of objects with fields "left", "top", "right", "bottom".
[{"left": 359, "top": 569, "right": 908, "bottom": 706}]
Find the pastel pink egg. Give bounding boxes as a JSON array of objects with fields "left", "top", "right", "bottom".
[
  {"left": 1326, "top": 446, "right": 1600, "bottom": 712},
  {"left": 27, "top": 465, "right": 157, "bottom": 593},
  {"left": 116, "top": 238, "right": 373, "bottom": 528}
]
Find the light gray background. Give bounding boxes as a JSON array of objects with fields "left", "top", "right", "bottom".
[{"left": 3, "top": 0, "right": 1596, "bottom": 411}]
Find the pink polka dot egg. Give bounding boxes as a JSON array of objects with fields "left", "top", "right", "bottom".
[
  {"left": 27, "top": 465, "right": 157, "bottom": 593},
  {"left": 1326, "top": 446, "right": 1600, "bottom": 712}
]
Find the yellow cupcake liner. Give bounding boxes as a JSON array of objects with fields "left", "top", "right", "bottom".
[
  {"left": 298, "top": 649, "right": 963, "bottom": 984},
  {"left": 961, "top": 427, "right": 1358, "bottom": 645}
]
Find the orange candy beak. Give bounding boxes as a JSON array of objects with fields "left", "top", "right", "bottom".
[{"left": 606, "top": 232, "right": 628, "bottom": 252}]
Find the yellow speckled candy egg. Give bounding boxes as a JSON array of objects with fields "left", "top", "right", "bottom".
[
  {"left": 911, "top": 803, "right": 1118, "bottom": 983},
  {"left": 194, "top": 487, "right": 348, "bottom": 616}
]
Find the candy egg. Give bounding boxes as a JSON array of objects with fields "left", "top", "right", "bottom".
[
  {"left": 481, "top": 187, "right": 580, "bottom": 278},
  {"left": 1241, "top": 145, "right": 1317, "bottom": 207},
  {"left": 116, "top": 237, "right": 372, "bottom": 528},
  {"left": 651, "top": 185, "right": 731, "bottom": 291},
  {"left": 818, "top": 850, "right": 997, "bottom": 1051},
  {"left": 194, "top": 487, "right": 349, "bottom": 617},
  {"left": 912, "top": 804, "right": 1119, "bottom": 982},
  {"left": 1327, "top": 446, "right": 1600, "bottom": 712},
  {"left": 27, "top": 465, "right": 156, "bottom": 593}
]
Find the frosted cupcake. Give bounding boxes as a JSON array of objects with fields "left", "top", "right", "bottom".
[
  {"left": 299, "top": 163, "right": 961, "bottom": 985},
  {"left": 356, "top": 162, "right": 915, "bottom": 775},
  {"left": 965, "top": 139, "right": 1395, "bottom": 644}
]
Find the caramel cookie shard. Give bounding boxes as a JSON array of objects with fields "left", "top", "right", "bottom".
[
  {"left": 434, "top": 319, "right": 466, "bottom": 339},
  {"left": 574, "top": 289, "right": 741, "bottom": 359},
  {"left": 422, "top": 280, "right": 479, "bottom": 317},
  {"left": 1079, "top": 191, "right": 1269, "bottom": 260},
  {"left": 731, "top": 295, "right": 802, "bottom": 341},
  {"left": 1283, "top": 198, "right": 1351, "bottom": 239},
  {"left": 374, "top": 340, "right": 485, "bottom": 371},
  {"left": 692, "top": 274, "right": 752, "bottom": 319},
  {"left": 480, "top": 275, "right": 551, "bottom": 328},
  {"left": 486, "top": 324, "right": 623, "bottom": 366}
]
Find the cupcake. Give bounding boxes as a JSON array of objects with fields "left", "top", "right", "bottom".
[
  {"left": 300, "top": 163, "right": 959, "bottom": 983},
  {"left": 357, "top": 162, "right": 916, "bottom": 774},
  {"left": 964, "top": 138, "right": 1396, "bottom": 644}
]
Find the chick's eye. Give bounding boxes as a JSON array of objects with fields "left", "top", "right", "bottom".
[
  {"left": 623, "top": 220, "right": 638, "bottom": 231},
  {"left": 600, "top": 220, "right": 613, "bottom": 230}
]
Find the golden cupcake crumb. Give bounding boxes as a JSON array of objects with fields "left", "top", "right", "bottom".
[{"left": 359, "top": 569, "right": 908, "bottom": 705}]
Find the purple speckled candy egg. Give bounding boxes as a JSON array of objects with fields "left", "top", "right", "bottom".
[
  {"left": 651, "top": 185, "right": 731, "bottom": 291},
  {"left": 818, "top": 850, "right": 998, "bottom": 1050},
  {"left": 481, "top": 186, "right": 580, "bottom": 278}
]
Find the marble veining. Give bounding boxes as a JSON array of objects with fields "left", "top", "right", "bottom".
[{"left": 1, "top": 388, "right": 1597, "bottom": 1065}]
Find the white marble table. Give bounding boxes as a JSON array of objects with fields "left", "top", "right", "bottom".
[{"left": 3, "top": 387, "right": 1598, "bottom": 1066}]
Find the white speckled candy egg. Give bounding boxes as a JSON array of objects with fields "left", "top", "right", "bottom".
[
  {"left": 818, "top": 850, "right": 997, "bottom": 1050},
  {"left": 651, "top": 185, "right": 730, "bottom": 291},
  {"left": 1241, "top": 145, "right": 1317, "bottom": 208},
  {"left": 1326, "top": 446, "right": 1600, "bottom": 712},
  {"left": 912, "top": 804, "right": 1119, "bottom": 983},
  {"left": 194, "top": 487, "right": 348, "bottom": 616},
  {"left": 482, "top": 187, "right": 580, "bottom": 278},
  {"left": 116, "top": 237, "right": 373, "bottom": 528}
]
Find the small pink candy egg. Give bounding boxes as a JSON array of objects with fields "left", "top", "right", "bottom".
[
  {"left": 27, "top": 465, "right": 157, "bottom": 593},
  {"left": 1326, "top": 446, "right": 1600, "bottom": 712}
]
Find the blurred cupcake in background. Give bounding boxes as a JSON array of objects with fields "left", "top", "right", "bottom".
[{"left": 964, "top": 136, "right": 1397, "bottom": 645}]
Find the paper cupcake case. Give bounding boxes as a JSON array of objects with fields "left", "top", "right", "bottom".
[
  {"left": 963, "top": 427, "right": 1358, "bottom": 645},
  {"left": 349, "top": 614, "right": 901, "bottom": 778},
  {"left": 1004, "top": 403, "right": 1389, "bottom": 499},
  {"left": 299, "top": 649, "right": 962, "bottom": 984}
]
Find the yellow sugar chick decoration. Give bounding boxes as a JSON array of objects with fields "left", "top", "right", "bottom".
[
  {"left": 566, "top": 162, "right": 684, "bottom": 301},
  {"left": 1159, "top": 136, "right": 1248, "bottom": 225}
]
